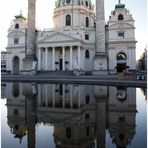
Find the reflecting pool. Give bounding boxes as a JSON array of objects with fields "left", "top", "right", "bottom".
[{"left": 1, "top": 82, "right": 147, "bottom": 148}]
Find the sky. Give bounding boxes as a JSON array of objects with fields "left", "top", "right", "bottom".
[{"left": 0, "top": 0, "right": 147, "bottom": 60}]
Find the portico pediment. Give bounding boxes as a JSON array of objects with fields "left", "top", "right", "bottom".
[{"left": 38, "top": 31, "right": 81, "bottom": 44}]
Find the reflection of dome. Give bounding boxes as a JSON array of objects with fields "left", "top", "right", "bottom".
[
  {"left": 54, "top": 125, "right": 96, "bottom": 147},
  {"left": 55, "top": 0, "right": 93, "bottom": 9}
]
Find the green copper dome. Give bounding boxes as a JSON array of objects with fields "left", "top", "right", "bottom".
[
  {"left": 55, "top": 0, "right": 93, "bottom": 10},
  {"left": 15, "top": 11, "right": 26, "bottom": 20},
  {"left": 115, "top": 3, "right": 125, "bottom": 9}
]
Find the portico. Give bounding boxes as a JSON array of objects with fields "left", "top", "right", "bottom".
[
  {"left": 38, "top": 46, "right": 81, "bottom": 71},
  {"left": 38, "top": 84, "right": 81, "bottom": 109}
]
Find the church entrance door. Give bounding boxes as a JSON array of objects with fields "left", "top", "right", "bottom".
[
  {"left": 116, "top": 52, "right": 127, "bottom": 73},
  {"left": 117, "top": 63, "right": 126, "bottom": 72},
  {"left": 59, "top": 58, "right": 63, "bottom": 70}
]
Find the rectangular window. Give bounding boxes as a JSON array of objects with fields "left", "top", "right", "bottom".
[
  {"left": 1, "top": 70, "right": 6, "bottom": 72},
  {"left": 14, "top": 109, "right": 19, "bottom": 115},
  {"left": 85, "top": 95, "right": 90, "bottom": 104},
  {"left": 118, "top": 32, "right": 124, "bottom": 38},
  {"left": 85, "top": 34, "right": 89, "bottom": 40},
  {"left": 85, "top": 113, "right": 89, "bottom": 120},
  {"left": 1, "top": 65, "right": 6, "bottom": 68},
  {"left": 1, "top": 84, "right": 6, "bottom": 87},
  {"left": 14, "top": 39, "right": 19, "bottom": 44},
  {"left": 1, "top": 60, "right": 6, "bottom": 64}
]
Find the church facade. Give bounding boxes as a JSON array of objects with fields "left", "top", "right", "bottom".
[{"left": 6, "top": 0, "right": 136, "bottom": 74}]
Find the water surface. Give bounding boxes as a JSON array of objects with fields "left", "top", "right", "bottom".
[{"left": 1, "top": 82, "right": 147, "bottom": 148}]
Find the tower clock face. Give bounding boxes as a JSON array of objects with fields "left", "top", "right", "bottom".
[{"left": 66, "top": 0, "right": 70, "bottom": 4}]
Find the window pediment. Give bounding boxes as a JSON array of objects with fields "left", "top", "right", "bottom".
[{"left": 8, "top": 31, "right": 25, "bottom": 37}]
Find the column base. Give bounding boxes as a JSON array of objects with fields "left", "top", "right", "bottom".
[
  {"left": 93, "top": 54, "right": 108, "bottom": 75},
  {"left": 21, "top": 56, "right": 37, "bottom": 75},
  {"left": 22, "top": 83, "right": 37, "bottom": 96},
  {"left": 92, "top": 70, "right": 108, "bottom": 75}
]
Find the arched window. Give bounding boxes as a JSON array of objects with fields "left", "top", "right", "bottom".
[
  {"left": 66, "top": 0, "right": 70, "bottom": 4},
  {"left": 13, "top": 56, "right": 19, "bottom": 74},
  {"left": 118, "top": 14, "right": 123, "bottom": 20},
  {"left": 12, "top": 82, "right": 19, "bottom": 97},
  {"left": 15, "top": 23, "right": 19, "bottom": 29},
  {"left": 66, "top": 14, "right": 71, "bottom": 26},
  {"left": 85, "top": 17, "right": 89, "bottom": 27},
  {"left": 85, "top": 50, "right": 90, "bottom": 59},
  {"left": 117, "top": 53, "right": 126, "bottom": 60},
  {"left": 85, "top": 1, "right": 88, "bottom": 7}
]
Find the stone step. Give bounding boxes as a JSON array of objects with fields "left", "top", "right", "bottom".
[{"left": 37, "top": 70, "right": 73, "bottom": 75}]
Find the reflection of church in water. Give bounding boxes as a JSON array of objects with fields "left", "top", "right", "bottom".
[{"left": 3, "top": 82, "right": 137, "bottom": 148}]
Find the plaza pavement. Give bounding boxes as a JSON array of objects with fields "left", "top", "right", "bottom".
[{"left": 1, "top": 74, "right": 147, "bottom": 88}]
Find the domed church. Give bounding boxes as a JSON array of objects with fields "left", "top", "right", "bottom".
[{"left": 6, "top": 0, "right": 136, "bottom": 75}]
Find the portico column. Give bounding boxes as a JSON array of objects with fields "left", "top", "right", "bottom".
[
  {"left": 62, "top": 47, "right": 65, "bottom": 70},
  {"left": 52, "top": 85, "right": 55, "bottom": 107},
  {"left": 70, "top": 85, "right": 73, "bottom": 108},
  {"left": 70, "top": 46, "right": 73, "bottom": 70},
  {"left": 45, "top": 84, "right": 48, "bottom": 107},
  {"left": 78, "top": 46, "right": 80, "bottom": 69},
  {"left": 62, "top": 84, "right": 65, "bottom": 108},
  {"left": 38, "top": 84, "right": 41, "bottom": 106},
  {"left": 38, "top": 48, "right": 41, "bottom": 70},
  {"left": 78, "top": 86, "right": 81, "bottom": 108},
  {"left": 45, "top": 47, "right": 48, "bottom": 70},
  {"left": 52, "top": 47, "right": 55, "bottom": 70}
]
